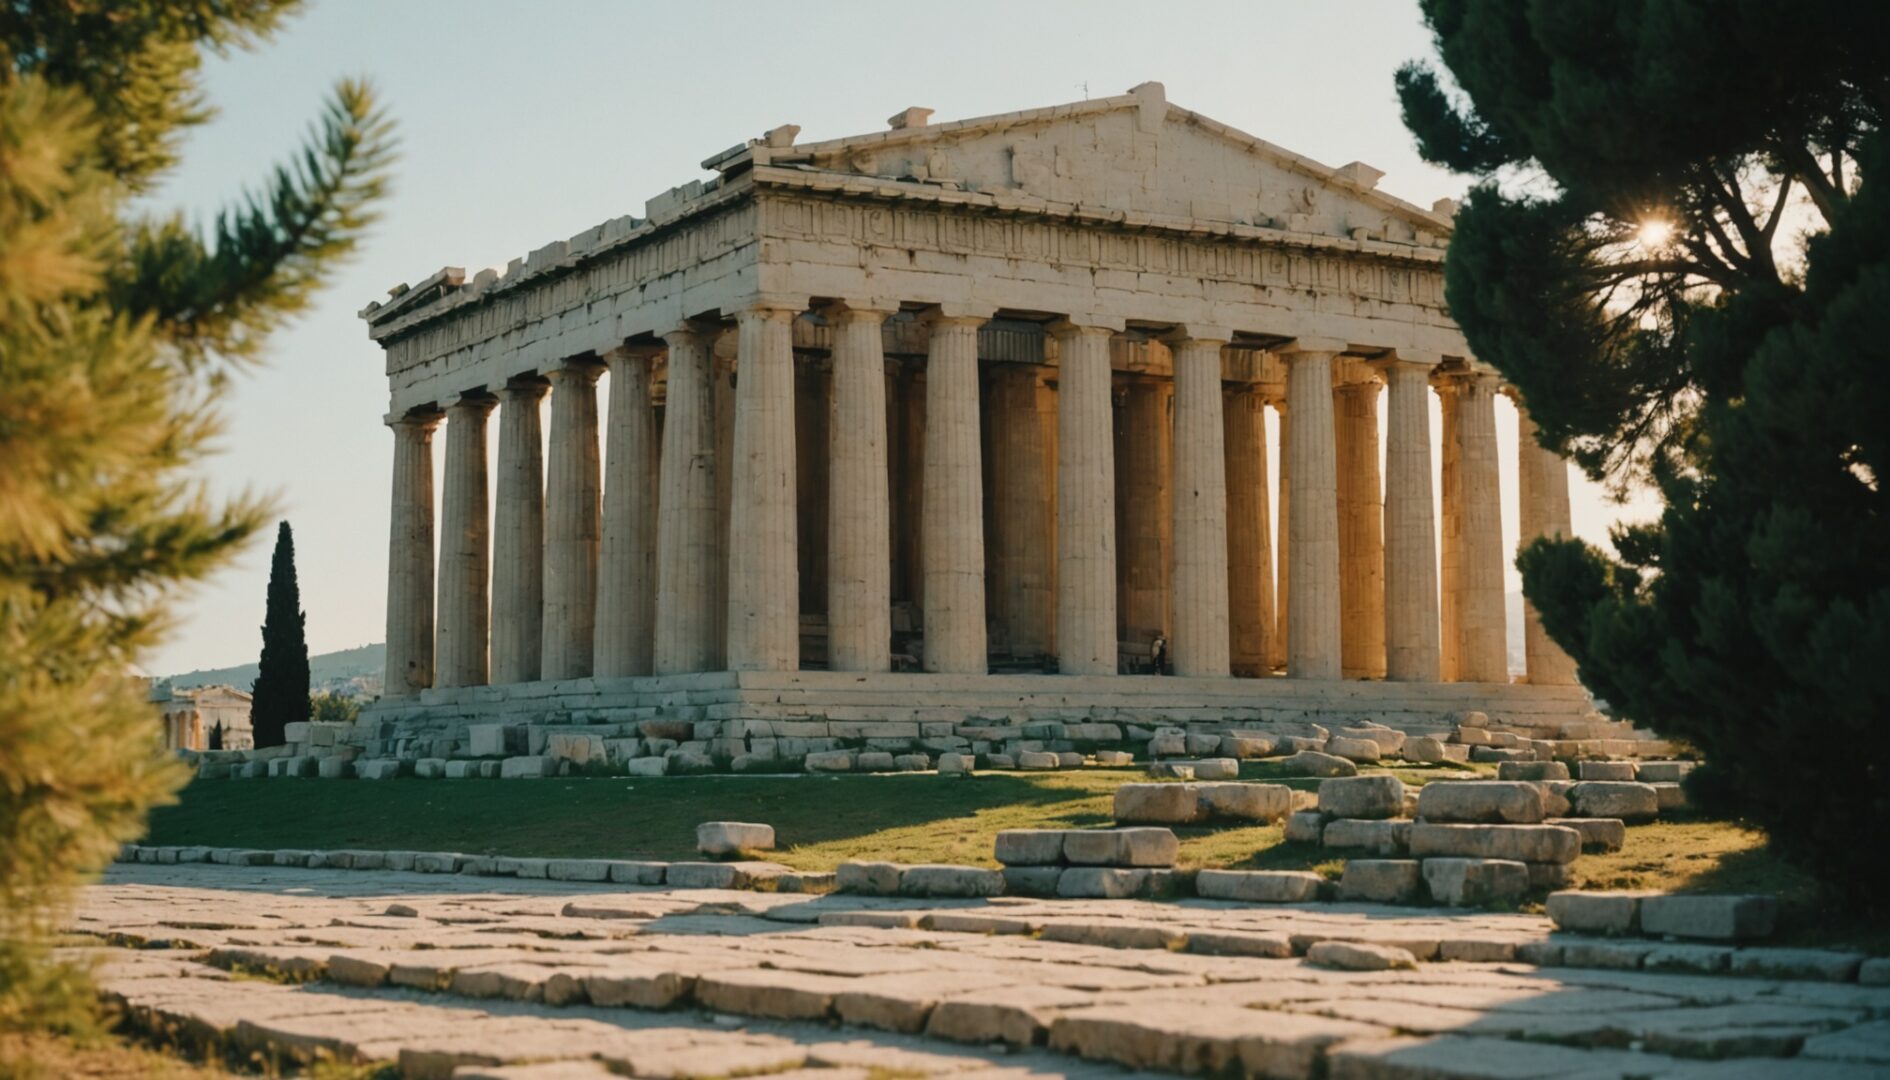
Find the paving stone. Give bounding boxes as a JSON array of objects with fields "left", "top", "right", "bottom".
[
  {"left": 1562, "top": 939, "right": 1652, "bottom": 969},
  {"left": 1048, "top": 1000, "right": 1384, "bottom": 1077},
  {"left": 1317, "top": 775, "right": 1405, "bottom": 819},
  {"left": 1436, "top": 937, "right": 1518, "bottom": 963},
  {"left": 695, "top": 821, "right": 774, "bottom": 856},
  {"left": 999, "top": 866, "right": 1062, "bottom": 897},
  {"left": 993, "top": 829, "right": 1067, "bottom": 866},
  {"left": 1409, "top": 823, "right": 1581, "bottom": 864},
  {"left": 1307, "top": 940, "right": 1418, "bottom": 971},
  {"left": 1194, "top": 869, "right": 1323, "bottom": 903},
  {"left": 1112, "top": 783, "right": 1203, "bottom": 825},
  {"left": 1283, "top": 750, "right": 1357, "bottom": 777},
  {"left": 926, "top": 985, "right": 1094, "bottom": 1046},
  {"left": 1546, "top": 816, "right": 1626, "bottom": 853},
  {"left": 694, "top": 968, "right": 851, "bottom": 1020},
  {"left": 773, "top": 870, "right": 835, "bottom": 894},
  {"left": 1494, "top": 760, "right": 1569, "bottom": 782},
  {"left": 1283, "top": 810, "right": 1326, "bottom": 844},
  {"left": 924, "top": 912, "right": 1034, "bottom": 935},
  {"left": 1802, "top": 1020, "right": 1890, "bottom": 1066},
  {"left": 1321, "top": 818, "right": 1411, "bottom": 855},
  {"left": 1644, "top": 943, "right": 1733, "bottom": 974},
  {"left": 544, "top": 859, "right": 613, "bottom": 883},
  {"left": 1039, "top": 919, "right": 1182, "bottom": 949},
  {"left": 1325, "top": 736, "right": 1382, "bottom": 762},
  {"left": 1338, "top": 860, "right": 1421, "bottom": 903},
  {"left": 1061, "top": 827, "right": 1178, "bottom": 868},
  {"left": 580, "top": 965, "right": 695, "bottom": 1009},
  {"left": 1197, "top": 782, "right": 1291, "bottom": 822},
  {"left": 1414, "top": 780, "right": 1545, "bottom": 824},
  {"left": 835, "top": 860, "right": 904, "bottom": 895},
  {"left": 1640, "top": 893, "right": 1779, "bottom": 941},
  {"left": 1568, "top": 780, "right": 1660, "bottom": 822},
  {"left": 1548, "top": 890, "right": 1654, "bottom": 934},
  {"left": 1055, "top": 867, "right": 1151, "bottom": 899},
  {"left": 1728, "top": 948, "right": 1866, "bottom": 982},
  {"left": 1421, "top": 858, "right": 1529, "bottom": 906},
  {"left": 898, "top": 864, "right": 1004, "bottom": 898}
]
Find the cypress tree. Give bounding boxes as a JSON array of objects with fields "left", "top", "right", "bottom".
[{"left": 250, "top": 522, "right": 310, "bottom": 747}]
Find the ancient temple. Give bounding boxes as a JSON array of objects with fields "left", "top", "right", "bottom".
[{"left": 359, "top": 83, "right": 1592, "bottom": 741}]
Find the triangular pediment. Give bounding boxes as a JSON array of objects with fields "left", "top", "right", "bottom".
[{"left": 788, "top": 83, "right": 1451, "bottom": 247}]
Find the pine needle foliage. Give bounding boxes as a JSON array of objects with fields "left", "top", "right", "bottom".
[
  {"left": 1397, "top": 1, "right": 1888, "bottom": 916},
  {"left": 249, "top": 522, "right": 309, "bottom": 748},
  {"left": 0, "top": 0, "right": 395, "bottom": 1031}
]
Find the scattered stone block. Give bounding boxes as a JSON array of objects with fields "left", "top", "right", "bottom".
[
  {"left": 623, "top": 757, "right": 667, "bottom": 777},
  {"left": 1183, "top": 733, "right": 1222, "bottom": 756},
  {"left": 1440, "top": 744, "right": 1472, "bottom": 763},
  {"left": 1338, "top": 860, "right": 1421, "bottom": 903},
  {"left": 545, "top": 859, "right": 613, "bottom": 883},
  {"left": 994, "top": 829, "right": 1067, "bottom": 866},
  {"left": 1317, "top": 775, "right": 1405, "bottom": 819},
  {"left": 1113, "top": 784, "right": 1203, "bottom": 825},
  {"left": 441, "top": 760, "right": 478, "bottom": 779},
  {"left": 804, "top": 750, "right": 853, "bottom": 772},
  {"left": 1000, "top": 866, "right": 1062, "bottom": 897},
  {"left": 1147, "top": 733, "right": 1187, "bottom": 756},
  {"left": 1147, "top": 762, "right": 1195, "bottom": 779},
  {"left": 1470, "top": 747, "right": 1532, "bottom": 763},
  {"left": 1171, "top": 757, "right": 1238, "bottom": 780},
  {"left": 1422, "top": 858, "right": 1530, "bottom": 906},
  {"left": 899, "top": 864, "right": 1005, "bottom": 898},
  {"left": 1307, "top": 940, "right": 1417, "bottom": 971},
  {"left": 1404, "top": 735, "right": 1448, "bottom": 763},
  {"left": 466, "top": 723, "right": 517, "bottom": 757},
  {"left": 937, "top": 752, "right": 973, "bottom": 774},
  {"left": 897, "top": 752, "right": 934, "bottom": 771},
  {"left": 836, "top": 860, "right": 904, "bottom": 895},
  {"left": 1196, "top": 782, "right": 1291, "bottom": 823},
  {"left": 1062, "top": 827, "right": 1178, "bottom": 868},
  {"left": 1496, "top": 760, "right": 1570, "bottom": 782},
  {"left": 317, "top": 757, "right": 353, "bottom": 780},
  {"left": 1055, "top": 867, "right": 1151, "bottom": 899},
  {"left": 1547, "top": 890, "right": 1653, "bottom": 935},
  {"left": 1278, "top": 735, "right": 1325, "bottom": 753},
  {"left": 1410, "top": 823, "right": 1581, "bottom": 864},
  {"left": 1415, "top": 780, "right": 1545, "bottom": 824},
  {"left": 1638, "top": 894, "right": 1778, "bottom": 941},
  {"left": 1547, "top": 816, "right": 1626, "bottom": 853},
  {"left": 1283, "top": 810, "right": 1325, "bottom": 844},
  {"left": 1635, "top": 761, "right": 1694, "bottom": 782},
  {"left": 1188, "top": 930, "right": 1295, "bottom": 957},
  {"left": 499, "top": 756, "right": 553, "bottom": 779},
  {"left": 1539, "top": 780, "right": 1574, "bottom": 817},
  {"left": 696, "top": 821, "right": 775, "bottom": 857},
  {"left": 1578, "top": 760, "right": 1638, "bottom": 781},
  {"left": 1568, "top": 781, "right": 1659, "bottom": 822},
  {"left": 856, "top": 750, "right": 897, "bottom": 771},
  {"left": 546, "top": 732, "right": 605, "bottom": 766},
  {"left": 1220, "top": 733, "right": 1276, "bottom": 758},
  {"left": 1194, "top": 869, "right": 1322, "bottom": 903},
  {"left": 775, "top": 871, "right": 836, "bottom": 894},
  {"left": 1092, "top": 750, "right": 1134, "bottom": 766},
  {"left": 355, "top": 759, "right": 403, "bottom": 780},
  {"left": 1326, "top": 736, "right": 1381, "bottom": 762},
  {"left": 1322, "top": 818, "right": 1411, "bottom": 856},
  {"left": 1016, "top": 750, "right": 1059, "bottom": 770},
  {"left": 1651, "top": 781, "right": 1688, "bottom": 811},
  {"left": 1528, "top": 862, "right": 1574, "bottom": 890}
]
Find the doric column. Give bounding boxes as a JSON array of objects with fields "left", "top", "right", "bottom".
[
  {"left": 492, "top": 378, "right": 546, "bottom": 685},
  {"left": 986, "top": 365, "right": 1057, "bottom": 660},
  {"left": 1334, "top": 363, "right": 1386, "bottom": 679},
  {"left": 596, "top": 347, "right": 660, "bottom": 678},
  {"left": 825, "top": 302, "right": 895, "bottom": 672},
  {"left": 1272, "top": 397, "right": 1290, "bottom": 672},
  {"left": 542, "top": 359, "right": 603, "bottom": 680},
  {"left": 1283, "top": 345, "right": 1342, "bottom": 679},
  {"left": 1224, "top": 384, "right": 1274, "bottom": 677},
  {"left": 1050, "top": 318, "right": 1120, "bottom": 676},
  {"left": 436, "top": 393, "right": 495, "bottom": 688},
  {"left": 384, "top": 411, "right": 440, "bottom": 697},
  {"left": 1377, "top": 358, "right": 1442, "bottom": 681},
  {"left": 921, "top": 307, "right": 990, "bottom": 673},
  {"left": 1514, "top": 397, "right": 1581, "bottom": 685},
  {"left": 654, "top": 325, "right": 721, "bottom": 674},
  {"left": 1440, "top": 368, "right": 1508, "bottom": 682},
  {"left": 1169, "top": 330, "right": 1232, "bottom": 677},
  {"left": 726, "top": 304, "right": 801, "bottom": 671}
]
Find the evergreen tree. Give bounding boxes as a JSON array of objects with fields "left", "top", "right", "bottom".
[
  {"left": 208, "top": 721, "right": 224, "bottom": 751},
  {"left": 250, "top": 521, "right": 309, "bottom": 747},
  {"left": 0, "top": 1, "right": 394, "bottom": 1030},
  {"left": 1397, "top": 2, "right": 1888, "bottom": 915}
]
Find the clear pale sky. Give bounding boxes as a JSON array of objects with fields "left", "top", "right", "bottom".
[{"left": 145, "top": 0, "right": 1658, "bottom": 675}]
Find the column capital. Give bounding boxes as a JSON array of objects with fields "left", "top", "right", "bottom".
[
  {"left": 660, "top": 318, "right": 718, "bottom": 345},
  {"left": 499, "top": 375, "right": 550, "bottom": 403},
  {"left": 1162, "top": 323, "right": 1232, "bottom": 347},
  {"left": 918, "top": 302, "right": 996, "bottom": 326},
  {"left": 386, "top": 407, "right": 443, "bottom": 433},
  {"left": 447, "top": 390, "right": 498, "bottom": 416},
  {"left": 604, "top": 341, "right": 666, "bottom": 363},
  {"left": 1368, "top": 349, "right": 1443, "bottom": 375},
  {"left": 732, "top": 298, "right": 807, "bottom": 323},
  {"left": 1332, "top": 357, "right": 1383, "bottom": 390},
  {"left": 1432, "top": 364, "right": 1501, "bottom": 392},
  {"left": 546, "top": 357, "right": 604, "bottom": 386},
  {"left": 1276, "top": 336, "right": 1348, "bottom": 359},
  {"left": 1048, "top": 313, "right": 1125, "bottom": 336},
  {"left": 818, "top": 298, "right": 900, "bottom": 323}
]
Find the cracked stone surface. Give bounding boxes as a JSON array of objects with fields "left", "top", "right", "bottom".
[{"left": 76, "top": 864, "right": 1890, "bottom": 1078}]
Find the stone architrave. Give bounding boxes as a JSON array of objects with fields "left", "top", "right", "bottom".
[
  {"left": 825, "top": 302, "right": 895, "bottom": 673},
  {"left": 726, "top": 305, "right": 801, "bottom": 672},
  {"left": 384, "top": 411, "right": 440, "bottom": 697},
  {"left": 435, "top": 393, "right": 495, "bottom": 688},
  {"left": 1168, "top": 330, "right": 1231, "bottom": 677},
  {"left": 653, "top": 325, "right": 722, "bottom": 674},
  {"left": 595, "top": 346, "right": 660, "bottom": 678},
  {"left": 1282, "top": 346, "right": 1342, "bottom": 680},
  {"left": 921, "top": 307, "right": 991, "bottom": 673},
  {"left": 543, "top": 360, "right": 603, "bottom": 680},
  {"left": 491, "top": 378, "right": 547, "bottom": 685},
  {"left": 1050, "top": 318, "right": 1121, "bottom": 676}
]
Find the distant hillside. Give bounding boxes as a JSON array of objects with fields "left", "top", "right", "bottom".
[{"left": 165, "top": 642, "right": 383, "bottom": 691}]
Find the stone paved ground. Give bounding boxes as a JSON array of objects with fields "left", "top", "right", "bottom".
[{"left": 77, "top": 865, "right": 1890, "bottom": 1078}]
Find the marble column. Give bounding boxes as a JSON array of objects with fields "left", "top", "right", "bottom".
[
  {"left": 1169, "top": 332, "right": 1231, "bottom": 677},
  {"left": 1223, "top": 385, "right": 1274, "bottom": 677},
  {"left": 384, "top": 411, "right": 440, "bottom": 697},
  {"left": 1334, "top": 365, "right": 1386, "bottom": 679},
  {"left": 1051, "top": 319, "right": 1119, "bottom": 676},
  {"left": 1283, "top": 346, "right": 1342, "bottom": 680},
  {"left": 1272, "top": 399, "right": 1290, "bottom": 672},
  {"left": 986, "top": 365, "right": 1057, "bottom": 660},
  {"left": 1378, "top": 358, "right": 1442, "bottom": 682},
  {"left": 543, "top": 360, "right": 603, "bottom": 680},
  {"left": 436, "top": 393, "right": 495, "bottom": 688},
  {"left": 1443, "top": 369, "right": 1508, "bottom": 682},
  {"left": 654, "top": 325, "right": 722, "bottom": 674},
  {"left": 1514, "top": 399, "right": 1581, "bottom": 685},
  {"left": 595, "top": 347, "right": 660, "bottom": 678},
  {"left": 726, "top": 305, "right": 800, "bottom": 671},
  {"left": 921, "top": 309, "right": 989, "bottom": 673},
  {"left": 826, "top": 303, "right": 895, "bottom": 672},
  {"left": 491, "top": 378, "right": 546, "bottom": 685}
]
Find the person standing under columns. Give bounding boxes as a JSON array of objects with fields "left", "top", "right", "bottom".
[
  {"left": 726, "top": 303, "right": 801, "bottom": 671},
  {"left": 1512, "top": 394, "right": 1581, "bottom": 685},
  {"left": 436, "top": 392, "right": 495, "bottom": 688},
  {"left": 654, "top": 324, "right": 721, "bottom": 674},
  {"left": 825, "top": 301, "right": 896, "bottom": 672},
  {"left": 1283, "top": 344, "right": 1343, "bottom": 680},
  {"left": 1168, "top": 328, "right": 1232, "bottom": 677},
  {"left": 921, "top": 306, "right": 991, "bottom": 674},
  {"left": 1050, "top": 317, "right": 1121, "bottom": 676},
  {"left": 491, "top": 377, "right": 547, "bottom": 685},
  {"left": 543, "top": 358, "right": 603, "bottom": 680},
  {"left": 595, "top": 346, "right": 661, "bottom": 678},
  {"left": 1375, "top": 356, "right": 1441, "bottom": 681},
  {"left": 1444, "top": 367, "right": 1508, "bottom": 682},
  {"left": 1334, "top": 363, "right": 1386, "bottom": 679},
  {"left": 384, "top": 410, "right": 441, "bottom": 697},
  {"left": 1223, "top": 381, "right": 1274, "bottom": 677}
]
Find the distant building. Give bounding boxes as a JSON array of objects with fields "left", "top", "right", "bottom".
[{"left": 149, "top": 682, "right": 254, "bottom": 751}]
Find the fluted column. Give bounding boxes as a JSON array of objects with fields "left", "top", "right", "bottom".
[
  {"left": 1376, "top": 359, "right": 1441, "bottom": 681},
  {"left": 1335, "top": 366, "right": 1386, "bottom": 679},
  {"left": 492, "top": 379, "right": 546, "bottom": 685},
  {"left": 921, "top": 308, "right": 990, "bottom": 673},
  {"left": 1443, "top": 369, "right": 1508, "bottom": 682},
  {"left": 543, "top": 360, "right": 602, "bottom": 680},
  {"left": 825, "top": 303, "right": 895, "bottom": 672},
  {"left": 654, "top": 325, "right": 721, "bottom": 674},
  {"left": 436, "top": 394, "right": 495, "bottom": 688},
  {"left": 1272, "top": 398, "right": 1290, "bottom": 672},
  {"left": 384, "top": 411, "right": 440, "bottom": 697},
  {"left": 1169, "top": 331, "right": 1231, "bottom": 677},
  {"left": 596, "top": 347, "right": 660, "bottom": 678},
  {"left": 1514, "top": 399, "right": 1581, "bottom": 685},
  {"left": 1224, "top": 385, "right": 1274, "bottom": 677},
  {"left": 1051, "top": 318, "right": 1119, "bottom": 676},
  {"left": 726, "top": 305, "right": 800, "bottom": 671},
  {"left": 1283, "top": 346, "right": 1341, "bottom": 679}
]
